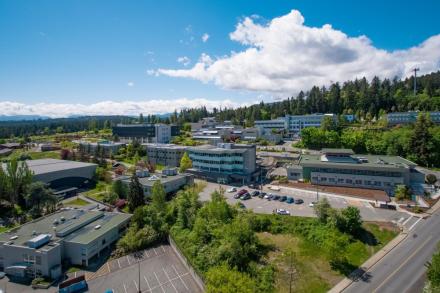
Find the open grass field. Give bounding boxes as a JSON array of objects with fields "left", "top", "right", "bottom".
[{"left": 257, "top": 221, "right": 398, "bottom": 293}]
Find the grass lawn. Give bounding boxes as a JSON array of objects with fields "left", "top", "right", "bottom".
[
  {"left": 66, "top": 266, "right": 82, "bottom": 273},
  {"left": 3, "top": 150, "right": 60, "bottom": 161},
  {"left": 257, "top": 221, "right": 399, "bottom": 293},
  {"left": 64, "top": 197, "right": 89, "bottom": 206},
  {"left": 84, "top": 181, "right": 111, "bottom": 202},
  {"left": 0, "top": 226, "right": 10, "bottom": 234}
]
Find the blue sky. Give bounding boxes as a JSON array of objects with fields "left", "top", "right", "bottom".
[{"left": 0, "top": 0, "right": 439, "bottom": 117}]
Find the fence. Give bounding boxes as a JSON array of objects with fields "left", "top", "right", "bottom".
[{"left": 168, "top": 235, "right": 206, "bottom": 292}]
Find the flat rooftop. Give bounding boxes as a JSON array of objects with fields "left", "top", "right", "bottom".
[
  {"left": 0, "top": 210, "right": 131, "bottom": 247},
  {"left": 25, "top": 159, "right": 97, "bottom": 175},
  {"left": 189, "top": 144, "right": 254, "bottom": 154},
  {"left": 143, "top": 143, "right": 188, "bottom": 150},
  {"left": 121, "top": 173, "right": 190, "bottom": 187},
  {"left": 299, "top": 153, "right": 417, "bottom": 169}
]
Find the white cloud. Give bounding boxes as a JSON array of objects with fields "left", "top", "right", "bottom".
[
  {"left": 157, "top": 9, "right": 440, "bottom": 94},
  {"left": 0, "top": 99, "right": 246, "bottom": 118},
  {"left": 202, "top": 33, "right": 210, "bottom": 42},
  {"left": 127, "top": 81, "right": 134, "bottom": 87},
  {"left": 177, "top": 56, "right": 191, "bottom": 66}
]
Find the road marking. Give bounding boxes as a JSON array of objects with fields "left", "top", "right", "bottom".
[
  {"left": 172, "top": 264, "right": 189, "bottom": 290},
  {"left": 133, "top": 279, "right": 138, "bottom": 292},
  {"left": 163, "top": 267, "right": 178, "bottom": 293},
  {"left": 153, "top": 247, "right": 158, "bottom": 256},
  {"left": 123, "top": 283, "right": 128, "bottom": 293},
  {"left": 107, "top": 262, "right": 111, "bottom": 273},
  {"left": 161, "top": 245, "right": 166, "bottom": 253},
  {"left": 126, "top": 255, "right": 131, "bottom": 265},
  {"left": 372, "top": 235, "right": 433, "bottom": 293},
  {"left": 397, "top": 217, "right": 405, "bottom": 224},
  {"left": 144, "top": 275, "right": 152, "bottom": 291},
  {"left": 117, "top": 259, "right": 121, "bottom": 269},
  {"left": 402, "top": 215, "right": 413, "bottom": 226},
  {"left": 153, "top": 271, "right": 165, "bottom": 293},
  {"left": 408, "top": 217, "right": 423, "bottom": 231},
  {"left": 144, "top": 272, "right": 190, "bottom": 293},
  {"left": 145, "top": 249, "right": 150, "bottom": 257}
]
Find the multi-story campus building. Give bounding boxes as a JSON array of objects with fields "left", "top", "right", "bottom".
[
  {"left": 143, "top": 143, "right": 188, "bottom": 167},
  {"left": 187, "top": 143, "right": 257, "bottom": 183},
  {"left": 386, "top": 111, "right": 440, "bottom": 126},
  {"left": 75, "top": 140, "right": 126, "bottom": 157},
  {"left": 0, "top": 210, "right": 131, "bottom": 279},
  {"left": 255, "top": 113, "right": 336, "bottom": 136},
  {"left": 287, "top": 148, "right": 425, "bottom": 194},
  {"left": 112, "top": 124, "right": 180, "bottom": 143}
]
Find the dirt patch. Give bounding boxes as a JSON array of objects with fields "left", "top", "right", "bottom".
[
  {"left": 279, "top": 181, "right": 390, "bottom": 202},
  {"left": 364, "top": 221, "right": 399, "bottom": 233}
]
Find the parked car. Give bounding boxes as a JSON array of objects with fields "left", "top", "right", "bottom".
[
  {"left": 227, "top": 187, "right": 237, "bottom": 193},
  {"left": 237, "top": 189, "right": 248, "bottom": 196},
  {"left": 295, "top": 199, "right": 304, "bottom": 204},
  {"left": 240, "top": 193, "right": 251, "bottom": 200},
  {"left": 286, "top": 197, "right": 294, "bottom": 204},
  {"left": 308, "top": 202, "right": 314, "bottom": 207},
  {"left": 273, "top": 195, "right": 280, "bottom": 201},
  {"left": 250, "top": 190, "right": 260, "bottom": 197},
  {"left": 233, "top": 193, "right": 241, "bottom": 199},
  {"left": 274, "top": 208, "right": 290, "bottom": 215},
  {"left": 279, "top": 196, "right": 287, "bottom": 202},
  {"left": 264, "top": 193, "right": 271, "bottom": 199},
  {"left": 269, "top": 186, "right": 281, "bottom": 191},
  {"left": 259, "top": 192, "right": 266, "bottom": 199},
  {"left": 0, "top": 272, "right": 5, "bottom": 279}
]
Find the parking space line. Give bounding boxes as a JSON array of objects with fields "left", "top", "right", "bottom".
[
  {"left": 172, "top": 265, "right": 189, "bottom": 291},
  {"left": 117, "top": 258, "right": 121, "bottom": 269},
  {"left": 153, "top": 247, "right": 158, "bottom": 256},
  {"left": 409, "top": 217, "right": 422, "bottom": 231},
  {"left": 107, "top": 262, "right": 111, "bottom": 273},
  {"left": 161, "top": 245, "right": 166, "bottom": 253},
  {"left": 145, "top": 249, "right": 150, "bottom": 258},
  {"left": 402, "top": 215, "right": 413, "bottom": 226},
  {"left": 123, "top": 283, "right": 128, "bottom": 293},
  {"left": 127, "top": 255, "right": 131, "bottom": 265},
  {"left": 145, "top": 272, "right": 190, "bottom": 293},
  {"left": 154, "top": 271, "right": 165, "bottom": 293},
  {"left": 144, "top": 275, "right": 152, "bottom": 291},
  {"left": 163, "top": 267, "right": 178, "bottom": 293},
  {"left": 133, "top": 279, "right": 138, "bottom": 292}
]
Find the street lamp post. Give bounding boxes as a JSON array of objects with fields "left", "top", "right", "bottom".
[{"left": 134, "top": 251, "right": 142, "bottom": 293}]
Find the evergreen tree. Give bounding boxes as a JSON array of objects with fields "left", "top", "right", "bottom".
[
  {"left": 409, "top": 113, "right": 434, "bottom": 166},
  {"left": 151, "top": 180, "right": 166, "bottom": 212},
  {"left": 128, "top": 174, "right": 144, "bottom": 212}
]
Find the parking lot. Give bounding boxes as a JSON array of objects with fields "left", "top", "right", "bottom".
[
  {"left": 87, "top": 244, "right": 202, "bottom": 293},
  {"left": 198, "top": 181, "right": 410, "bottom": 223}
]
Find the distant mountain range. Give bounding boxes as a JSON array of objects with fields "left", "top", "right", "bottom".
[{"left": 0, "top": 113, "right": 173, "bottom": 122}]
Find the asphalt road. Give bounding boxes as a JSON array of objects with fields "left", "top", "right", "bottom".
[
  {"left": 343, "top": 208, "right": 440, "bottom": 293},
  {"left": 199, "top": 181, "right": 410, "bottom": 222}
]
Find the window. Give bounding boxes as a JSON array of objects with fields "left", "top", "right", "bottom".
[
  {"left": 355, "top": 179, "right": 362, "bottom": 184},
  {"left": 36, "top": 256, "right": 41, "bottom": 265},
  {"left": 346, "top": 179, "right": 352, "bottom": 184},
  {"left": 338, "top": 178, "right": 344, "bottom": 183}
]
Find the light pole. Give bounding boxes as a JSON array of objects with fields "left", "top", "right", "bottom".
[
  {"left": 315, "top": 173, "right": 319, "bottom": 202},
  {"left": 412, "top": 68, "right": 420, "bottom": 96},
  {"left": 134, "top": 251, "right": 142, "bottom": 293}
]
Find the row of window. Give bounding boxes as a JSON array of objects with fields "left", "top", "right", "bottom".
[
  {"left": 311, "top": 168, "right": 402, "bottom": 177},
  {"left": 193, "top": 159, "right": 244, "bottom": 165},
  {"left": 312, "top": 177, "right": 393, "bottom": 187}
]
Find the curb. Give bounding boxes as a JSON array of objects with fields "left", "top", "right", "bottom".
[{"left": 329, "top": 231, "right": 409, "bottom": 293}]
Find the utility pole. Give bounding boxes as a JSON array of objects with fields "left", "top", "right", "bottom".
[{"left": 412, "top": 68, "right": 420, "bottom": 96}]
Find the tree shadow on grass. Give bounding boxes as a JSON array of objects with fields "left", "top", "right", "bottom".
[{"left": 353, "top": 227, "right": 378, "bottom": 246}]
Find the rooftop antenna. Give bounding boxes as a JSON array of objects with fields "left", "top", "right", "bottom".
[{"left": 412, "top": 68, "right": 419, "bottom": 96}]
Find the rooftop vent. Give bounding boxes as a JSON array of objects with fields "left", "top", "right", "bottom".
[
  {"left": 32, "top": 230, "right": 37, "bottom": 235},
  {"left": 53, "top": 219, "right": 59, "bottom": 225},
  {"left": 60, "top": 216, "right": 65, "bottom": 222},
  {"left": 94, "top": 225, "right": 101, "bottom": 230},
  {"left": 9, "top": 235, "right": 18, "bottom": 240}
]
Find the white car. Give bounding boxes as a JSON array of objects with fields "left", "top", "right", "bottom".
[
  {"left": 269, "top": 186, "right": 281, "bottom": 191},
  {"left": 274, "top": 208, "right": 290, "bottom": 216},
  {"left": 227, "top": 187, "right": 237, "bottom": 193},
  {"left": 308, "top": 203, "right": 315, "bottom": 207}
]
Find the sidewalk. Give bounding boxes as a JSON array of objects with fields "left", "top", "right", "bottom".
[{"left": 329, "top": 231, "right": 408, "bottom": 293}]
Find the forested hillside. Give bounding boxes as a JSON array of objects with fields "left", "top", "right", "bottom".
[{"left": 177, "top": 71, "right": 440, "bottom": 125}]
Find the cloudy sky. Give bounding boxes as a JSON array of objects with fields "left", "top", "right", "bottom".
[{"left": 0, "top": 0, "right": 439, "bottom": 117}]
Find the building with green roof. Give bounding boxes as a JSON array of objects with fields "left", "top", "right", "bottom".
[
  {"left": 287, "top": 148, "right": 425, "bottom": 195},
  {"left": 0, "top": 209, "right": 131, "bottom": 279}
]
